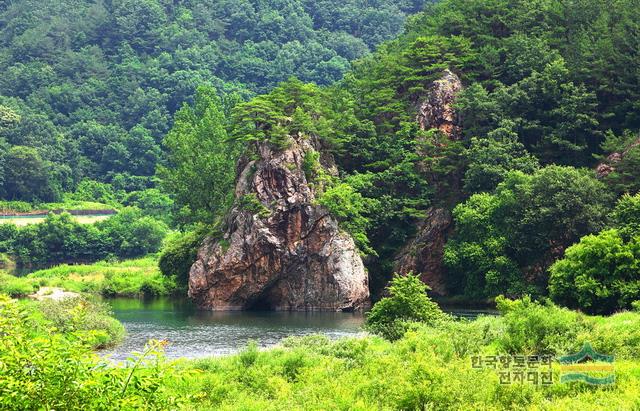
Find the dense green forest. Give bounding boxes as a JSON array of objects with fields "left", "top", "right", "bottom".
[
  {"left": 3, "top": 0, "right": 640, "bottom": 409},
  {"left": 1, "top": 0, "right": 640, "bottom": 313},
  {"left": 179, "top": 0, "right": 638, "bottom": 312},
  {"left": 0, "top": 0, "right": 426, "bottom": 202}
]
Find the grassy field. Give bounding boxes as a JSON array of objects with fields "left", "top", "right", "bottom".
[
  {"left": 0, "top": 256, "right": 177, "bottom": 297},
  {"left": 0, "top": 214, "right": 112, "bottom": 227}
]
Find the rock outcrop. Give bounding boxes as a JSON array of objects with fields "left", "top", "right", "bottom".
[
  {"left": 188, "top": 135, "right": 370, "bottom": 311},
  {"left": 416, "top": 69, "right": 463, "bottom": 139},
  {"left": 394, "top": 70, "right": 463, "bottom": 296},
  {"left": 596, "top": 136, "right": 640, "bottom": 178},
  {"left": 394, "top": 208, "right": 451, "bottom": 295}
]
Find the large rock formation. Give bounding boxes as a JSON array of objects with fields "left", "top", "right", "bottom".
[
  {"left": 416, "top": 69, "right": 463, "bottom": 139},
  {"left": 394, "top": 207, "right": 451, "bottom": 295},
  {"left": 394, "top": 69, "right": 463, "bottom": 295},
  {"left": 188, "top": 135, "right": 370, "bottom": 311}
]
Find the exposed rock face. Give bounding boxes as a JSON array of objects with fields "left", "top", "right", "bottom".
[
  {"left": 416, "top": 69, "right": 463, "bottom": 139},
  {"left": 596, "top": 136, "right": 640, "bottom": 178},
  {"left": 188, "top": 135, "right": 370, "bottom": 311},
  {"left": 394, "top": 208, "right": 451, "bottom": 295},
  {"left": 394, "top": 70, "right": 463, "bottom": 295}
]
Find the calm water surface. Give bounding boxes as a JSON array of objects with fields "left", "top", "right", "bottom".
[
  {"left": 102, "top": 298, "right": 366, "bottom": 361},
  {"left": 102, "top": 297, "right": 498, "bottom": 361}
]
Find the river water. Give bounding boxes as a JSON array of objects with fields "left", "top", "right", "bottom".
[
  {"left": 101, "top": 297, "right": 497, "bottom": 361},
  {"left": 101, "top": 298, "right": 366, "bottom": 360}
]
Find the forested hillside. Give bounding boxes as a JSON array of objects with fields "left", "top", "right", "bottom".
[
  {"left": 166, "top": 0, "right": 640, "bottom": 313},
  {"left": 0, "top": 0, "right": 425, "bottom": 202},
  {"left": 1, "top": 0, "right": 640, "bottom": 313}
]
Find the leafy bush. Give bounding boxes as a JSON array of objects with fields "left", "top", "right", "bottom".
[
  {"left": 612, "top": 192, "right": 640, "bottom": 240},
  {"left": 0, "top": 257, "right": 176, "bottom": 298},
  {"left": 318, "top": 182, "right": 377, "bottom": 255},
  {"left": 159, "top": 229, "right": 206, "bottom": 287},
  {"left": 549, "top": 229, "right": 640, "bottom": 314},
  {"left": 124, "top": 188, "right": 174, "bottom": 223},
  {"left": 495, "top": 296, "right": 593, "bottom": 355},
  {"left": 446, "top": 167, "right": 611, "bottom": 299},
  {"left": 0, "top": 210, "right": 168, "bottom": 266},
  {"left": 0, "top": 272, "right": 37, "bottom": 297},
  {"left": 36, "top": 296, "right": 125, "bottom": 348},
  {"left": 237, "top": 193, "right": 271, "bottom": 218},
  {"left": 98, "top": 208, "right": 169, "bottom": 258},
  {"left": 366, "top": 273, "right": 448, "bottom": 340},
  {"left": 0, "top": 295, "right": 181, "bottom": 410}
]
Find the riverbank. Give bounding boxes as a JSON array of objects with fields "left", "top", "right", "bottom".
[
  {"left": 0, "top": 257, "right": 178, "bottom": 298},
  {"left": 2, "top": 294, "right": 640, "bottom": 410}
]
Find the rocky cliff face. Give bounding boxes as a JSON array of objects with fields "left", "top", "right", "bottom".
[
  {"left": 188, "top": 135, "right": 370, "bottom": 311},
  {"left": 394, "top": 207, "right": 451, "bottom": 295},
  {"left": 416, "top": 69, "right": 463, "bottom": 139},
  {"left": 394, "top": 70, "right": 463, "bottom": 296}
]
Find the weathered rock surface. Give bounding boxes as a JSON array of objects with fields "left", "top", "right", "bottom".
[
  {"left": 416, "top": 69, "right": 463, "bottom": 139},
  {"left": 596, "top": 136, "right": 640, "bottom": 178},
  {"left": 394, "top": 70, "right": 463, "bottom": 295},
  {"left": 189, "top": 135, "right": 370, "bottom": 311},
  {"left": 394, "top": 208, "right": 451, "bottom": 295}
]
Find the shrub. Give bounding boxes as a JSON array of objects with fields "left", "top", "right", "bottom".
[
  {"left": 0, "top": 296, "right": 181, "bottom": 410},
  {"left": 124, "top": 188, "right": 174, "bottom": 223},
  {"left": 585, "top": 311, "right": 640, "bottom": 359},
  {"left": 159, "top": 228, "right": 207, "bottom": 287},
  {"left": 37, "top": 296, "right": 125, "bottom": 348},
  {"left": 98, "top": 207, "right": 168, "bottom": 258},
  {"left": 318, "top": 182, "right": 376, "bottom": 255},
  {"left": 0, "top": 273, "right": 37, "bottom": 297},
  {"left": 366, "top": 273, "right": 448, "bottom": 340},
  {"left": 495, "top": 295, "right": 593, "bottom": 355},
  {"left": 237, "top": 193, "right": 271, "bottom": 218},
  {"left": 549, "top": 229, "right": 640, "bottom": 314}
]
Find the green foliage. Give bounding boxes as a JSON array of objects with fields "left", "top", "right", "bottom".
[
  {"left": 237, "top": 193, "right": 271, "bottom": 219},
  {"left": 36, "top": 296, "right": 125, "bottom": 348},
  {"left": 366, "top": 273, "right": 448, "bottom": 340},
  {"left": 231, "top": 78, "right": 356, "bottom": 152},
  {"left": 611, "top": 192, "right": 640, "bottom": 240},
  {"left": 4, "top": 293, "right": 640, "bottom": 409},
  {"left": 0, "top": 0, "right": 419, "bottom": 203},
  {"left": 0, "top": 256, "right": 176, "bottom": 297},
  {"left": 549, "top": 230, "right": 640, "bottom": 314},
  {"left": 318, "top": 182, "right": 376, "bottom": 254},
  {"left": 166, "top": 299, "right": 640, "bottom": 410},
  {"left": 97, "top": 208, "right": 168, "bottom": 259},
  {"left": 159, "top": 228, "right": 207, "bottom": 288},
  {"left": 549, "top": 193, "right": 640, "bottom": 314},
  {"left": 446, "top": 166, "right": 612, "bottom": 299},
  {"left": 0, "top": 295, "right": 182, "bottom": 410},
  {"left": 1, "top": 146, "right": 59, "bottom": 202},
  {"left": 463, "top": 120, "right": 539, "bottom": 193},
  {"left": 599, "top": 131, "right": 640, "bottom": 195},
  {"left": 123, "top": 188, "right": 174, "bottom": 223},
  {"left": 158, "top": 86, "right": 239, "bottom": 225},
  {"left": 69, "top": 179, "right": 120, "bottom": 206},
  {"left": 495, "top": 295, "right": 593, "bottom": 355}
]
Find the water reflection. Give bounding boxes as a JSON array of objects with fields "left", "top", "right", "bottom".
[
  {"left": 101, "top": 297, "right": 499, "bottom": 361},
  {"left": 101, "top": 297, "right": 366, "bottom": 361}
]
